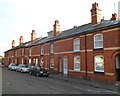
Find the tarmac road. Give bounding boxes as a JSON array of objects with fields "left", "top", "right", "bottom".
[{"left": 2, "top": 67, "right": 119, "bottom": 95}]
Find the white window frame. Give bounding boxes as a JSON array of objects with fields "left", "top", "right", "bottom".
[
  {"left": 50, "top": 58, "right": 54, "bottom": 68},
  {"left": 94, "top": 34, "right": 103, "bottom": 49},
  {"left": 22, "top": 48, "right": 24, "bottom": 56},
  {"left": 50, "top": 44, "right": 54, "bottom": 53},
  {"left": 29, "top": 48, "right": 31, "bottom": 56},
  {"left": 94, "top": 55, "right": 104, "bottom": 72},
  {"left": 41, "top": 46, "right": 44, "bottom": 55},
  {"left": 15, "top": 51, "right": 17, "bottom": 56},
  {"left": 74, "top": 38, "right": 80, "bottom": 51},
  {"left": 74, "top": 56, "right": 80, "bottom": 71}
]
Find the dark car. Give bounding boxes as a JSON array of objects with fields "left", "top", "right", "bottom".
[{"left": 29, "top": 66, "right": 49, "bottom": 77}]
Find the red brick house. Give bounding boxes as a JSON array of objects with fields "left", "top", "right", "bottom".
[{"left": 4, "top": 2, "right": 120, "bottom": 83}]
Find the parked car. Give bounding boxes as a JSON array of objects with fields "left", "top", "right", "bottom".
[
  {"left": 0, "top": 63, "right": 3, "bottom": 68},
  {"left": 16, "top": 64, "right": 30, "bottom": 73},
  {"left": 29, "top": 66, "right": 49, "bottom": 77},
  {"left": 8, "top": 63, "right": 17, "bottom": 70}
]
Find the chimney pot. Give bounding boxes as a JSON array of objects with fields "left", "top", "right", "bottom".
[
  {"left": 53, "top": 20, "right": 60, "bottom": 36},
  {"left": 111, "top": 13, "right": 117, "bottom": 20},
  {"left": 19, "top": 36, "right": 24, "bottom": 45},
  {"left": 12, "top": 40, "right": 15, "bottom": 48},
  {"left": 31, "top": 30, "right": 36, "bottom": 42},
  {"left": 91, "top": 2, "right": 101, "bottom": 25}
]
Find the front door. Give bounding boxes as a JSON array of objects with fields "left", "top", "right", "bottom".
[
  {"left": 116, "top": 55, "right": 120, "bottom": 81},
  {"left": 59, "top": 58, "right": 62, "bottom": 73},
  {"left": 63, "top": 59, "right": 68, "bottom": 75}
]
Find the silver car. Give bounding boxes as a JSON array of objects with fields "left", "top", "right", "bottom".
[
  {"left": 8, "top": 63, "right": 17, "bottom": 71},
  {"left": 16, "top": 64, "right": 30, "bottom": 73}
]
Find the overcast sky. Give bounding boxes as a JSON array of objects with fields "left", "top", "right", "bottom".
[{"left": 0, "top": 0, "right": 119, "bottom": 56}]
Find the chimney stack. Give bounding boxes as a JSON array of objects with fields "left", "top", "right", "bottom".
[
  {"left": 111, "top": 13, "right": 117, "bottom": 20},
  {"left": 31, "top": 30, "right": 36, "bottom": 42},
  {"left": 53, "top": 20, "right": 60, "bottom": 36},
  {"left": 90, "top": 2, "right": 101, "bottom": 25},
  {"left": 12, "top": 40, "right": 15, "bottom": 48},
  {"left": 19, "top": 36, "right": 24, "bottom": 45}
]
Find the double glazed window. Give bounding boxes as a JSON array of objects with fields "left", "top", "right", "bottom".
[
  {"left": 94, "top": 34, "right": 103, "bottom": 49},
  {"left": 74, "top": 38, "right": 80, "bottom": 51},
  {"left": 29, "top": 48, "right": 31, "bottom": 56},
  {"left": 94, "top": 55, "right": 104, "bottom": 72},
  {"left": 50, "top": 44, "right": 54, "bottom": 53},
  {"left": 22, "top": 48, "right": 24, "bottom": 56},
  {"left": 41, "top": 46, "right": 44, "bottom": 55},
  {"left": 74, "top": 56, "right": 80, "bottom": 71}
]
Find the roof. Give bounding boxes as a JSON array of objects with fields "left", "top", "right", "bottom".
[{"left": 5, "top": 20, "right": 120, "bottom": 52}]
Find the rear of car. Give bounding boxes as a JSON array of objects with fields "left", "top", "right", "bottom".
[
  {"left": 8, "top": 63, "right": 17, "bottom": 71},
  {"left": 29, "top": 66, "right": 49, "bottom": 77},
  {"left": 16, "top": 64, "right": 30, "bottom": 73}
]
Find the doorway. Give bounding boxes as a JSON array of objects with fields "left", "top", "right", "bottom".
[
  {"left": 116, "top": 55, "right": 120, "bottom": 81},
  {"left": 63, "top": 59, "right": 68, "bottom": 75},
  {"left": 58, "top": 57, "right": 62, "bottom": 74}
]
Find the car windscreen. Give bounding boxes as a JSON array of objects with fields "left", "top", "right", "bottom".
[
  {"left": 21, "top": 66, "right": 27, "bottom": 68},
  {"left": 12, "top": 64, "right": 17, "bottom": 66},
  {"left": 37, "top": 67, "right": 45, "bottom": 71}
]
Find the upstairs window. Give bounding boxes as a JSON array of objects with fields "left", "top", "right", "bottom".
[
  {"left": 74, "top": 38, "right": 80, "bottom": 51},
  {"left": 74, "top": 56, "right": 80, "bottom": 71},
  {"left": 94, "top": 55, "right": 104, "bottom": 72},
  {"left": 15, "top": 51, "right": 17, "bottom": 56},
  {"left": 41, "top": 46, "right": 44, "bottom": 55},
  {"left": 50, "top": 43, "right": 54, "bottom": 53},
  {"left": 29, "top": 48, "right": 31, "bottom": 56},
  {"left": 94, "top": 34, "right": 103, "bottom": 49},
  {"left": 22, "top": 48, "right": 24, "bottom": 56},
  {"left": 12, "top": 51, "right": 14, "bottom": 57}
]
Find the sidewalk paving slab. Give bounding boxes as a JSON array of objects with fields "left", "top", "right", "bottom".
[{"left": 49, "top": 72, "right": 120, "bottom": 94}]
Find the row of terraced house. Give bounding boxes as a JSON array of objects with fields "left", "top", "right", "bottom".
[{"left": 4, "top": 3, "right": 120, "bottom": 83}]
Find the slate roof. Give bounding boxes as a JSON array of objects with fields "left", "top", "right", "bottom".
[{"left": 5, "top": 20, "right": 120, "bottom": 52}]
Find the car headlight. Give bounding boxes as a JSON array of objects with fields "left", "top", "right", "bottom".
[{"left": 40, "top": 71, "right": 43, "bottom": 73}]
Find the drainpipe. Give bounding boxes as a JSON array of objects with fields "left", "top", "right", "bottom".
[
  {"left": 28, "top": 47, "right": 30, "bottom": 66},
  {"left": 85, "top": 33, "right": 88, "bottom": 80}
]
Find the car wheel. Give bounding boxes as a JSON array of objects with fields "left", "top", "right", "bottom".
[
  {"left": 21, "top": 70, "right": 23, "bottom": 73},
  {"left": 36, "top": 73, "right": 39, "bottom": 77},
  {"left": 16, "top": 69, "right": 18, "bottom": 72},
  {"left": 30, "top": 71, "right": 32, "bottom": 75}
]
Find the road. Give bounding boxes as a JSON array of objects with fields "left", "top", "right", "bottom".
[{"left": 2, "top": 67, "right": 119, "bottom": 95}]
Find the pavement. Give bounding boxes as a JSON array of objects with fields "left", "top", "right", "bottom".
[{"left": 49, "top": 72, "right": 120, "bottom": 94}]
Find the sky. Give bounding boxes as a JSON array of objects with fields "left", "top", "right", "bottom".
[{"left": 0, "top": 0, "right": 119, "bottom": 56}]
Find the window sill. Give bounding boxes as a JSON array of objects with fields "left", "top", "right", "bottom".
[
  {"left": 50, "top": 53, "right": 54, "bottom": 55},
  {"left": 94, "top": 71, "right": 104, "bottom": 74},
  {"left": 73, "top": 51, "right": 80, "bottom": 52},
  {"left": 93, "top": 48, "right": 103, "bottom": 51},
  {"left": 50, "top": 67, "right": 54, "bottom": 70},
  {"left": 74, "top": 70, "right": 80, "bottom": 72}
]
